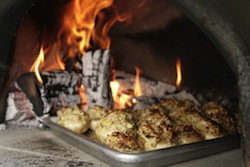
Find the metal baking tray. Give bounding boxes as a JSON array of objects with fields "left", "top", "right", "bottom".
[{"left": 43, "top": 117, "right": 240, "bottom": 167}]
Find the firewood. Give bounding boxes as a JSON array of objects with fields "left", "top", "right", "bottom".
[
  {"left": 41, "top": 70, "right": 83, "bottom": 95},
  {"left": 163, "top": 90, "right": 200, "bottom": 105},
  {"left": 81, "top": 49, "right": 113, "bottom": 109},
  {"left": 15, "top": 70, "right": 84, "bottom": 117},
  {"left": 5, "top": 91, "right": 34, "bottom": 121},
  {"left": 114, "top": 70, "right": 177, "bottom": 98},
  {"left": 15, "top": 72, "right": 45, "bottom": 117},
  {"left": 132, "top": 96, "right": 159, "bottom": 110},
  {"left": 132, "top": 90, "right": 200, "bottom": 110},
  {"left": 41, "top": 70, "right": 83, "bottom": 110}
]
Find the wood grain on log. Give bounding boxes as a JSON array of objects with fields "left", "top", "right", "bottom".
[{"left": 82, "top": 49, "right": 113, "bottom": 109}]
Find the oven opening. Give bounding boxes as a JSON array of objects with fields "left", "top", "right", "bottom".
[
  {"left": 10, "top": 0, "right": 238, "bottom": 108},
  {"left": 0, "top": 0, "right": 245, "bottom": 166}
]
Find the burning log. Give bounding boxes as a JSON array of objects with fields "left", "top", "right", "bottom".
[
  {"left": 132, "top": 90, "right": 200, "bottom": 110},
  {"left": 41, "top": 70, "right": 83, "bottom": 109},
  {"left": 15, "top": 72, "right": 46, "bottom": 117},
  {"left": 81, "top": 49, "right": 113, "bottom": 109},
  {"left": 132, "top": 96, "right": 159, "bottom": 110},
  {"left": 114, "top": 70, "right": 176, "bottom": 98},
  {"left": 113, "top": 70, "right": 200, "bottom": 110},
  {"left": 5, "top": 91, "right": 34, "bottom": 121},
  {"left": 15, "top": 70, "right": 83, "bottom": 117},
  {"left": 4, "top": 91, "right": 43, "bottom": 128},
  {"left": 13, "top": 49, "right": 114, "bottom": 118},
  {"left": 164, "top": 90, "right": 200, "bottom": 105}
]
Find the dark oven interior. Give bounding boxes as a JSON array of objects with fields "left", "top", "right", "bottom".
[{"left": 0, "top": 0, "right": 250, "bottom": 166}]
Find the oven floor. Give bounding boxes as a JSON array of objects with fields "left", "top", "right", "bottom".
[{"left": 0, "top": 125, "right": 241, "bottom": 167}]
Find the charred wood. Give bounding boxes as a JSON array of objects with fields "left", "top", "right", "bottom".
[
  {"left": 114, "top": 70, "right": 176, "bottom": 98},
  {"left": 132, "top": 96, "right": 159, "bottom": 110},
  {"left": 15, "top": 72, "right": 44, "bottom": 117},
  {"left": 5, "top": 91, "right": 34, "bottom": 121},
  {"left": 41, "top": 70, "right": 83, "bottom": 109},
  {"left": 15, "top": 70, "right": 84, "bottom": 117},
  {"left": 81, "top": 49, "right": 113, "bottom": 109}
]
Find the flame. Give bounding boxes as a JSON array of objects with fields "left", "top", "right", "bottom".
[
  {"left": 110, "top": 80, "right": 129, "bottom": 109},
  {"left": 134, "top": 67, "right": 142, "bottom": 96},
  {"left": 110, "top": 67, "right": 143, "bottom": 109},
  {"left": 30, "top": 0, "right": 148, "bottom": 109},
  {"left": 38, "top": 44, "right": 65, "bottom": 71},
  {"left": 58, "top": 0, "right": 117, "bottom": 57},
  {"left": 53, "top": 0, "right": 146, "bottom": 59},
  {"left": 30, "top": 47, "right": 45, "bottom": 84},
  {"left": 110, "top": 80, "right": 120, "bottom": 100},
  {"left": 119, "top": 93, "right": 132, "bottom": 108},
  {"left": 176, "top": 57, "right": 182, "bottom": 87},
  {"left": 35, "top": 0, "right": 147, "bottom": 73},
  {"left": 79, "top": 84, "right": 87, "bottom": 106},
  {"left": 66, "top": 0, "right": 113, "bottom": 54}
]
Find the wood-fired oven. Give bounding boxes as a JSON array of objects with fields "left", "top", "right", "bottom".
[{"left": 0, "top": 0, "right": 249, "bottom": 166}]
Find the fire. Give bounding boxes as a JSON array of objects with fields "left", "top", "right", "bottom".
[
  {"left": 134, "top": 67, "right": 142, "bottom": 96},
  {"left": 29, "top": 0, "right": 148, "bottom": 109},
  {"left": 110, "top": 67, "right": 142, "bottom": 109},
  {"left": 119, "top": 93, "right": 132, "bottom": 108},
  {"left": 79, "top": 84, "right": 87, "bottom": 110},
  {"left": 110, "top": 80, "right": 120, "bottom": 100},
  {"left": 57, "top": 0, "right": 141, "bottom": 58},
  {"left": 30, "top": 47, "right": 45, "bottom": 84},
  {"left": 176, "top": 57, "right": 182, "bottom": 87},
  {"left": 39, "top": 45, "right": 65, "bottom": 71},
  {"left": 60, "top": 0, "right": 113, "bottom": 56}
]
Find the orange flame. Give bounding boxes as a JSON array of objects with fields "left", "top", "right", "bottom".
[
  {"left": 53, "top": 0, "right": 146, "bottom": 59},
  {"left": 39, "top": 44, "right": 65, "bottom": 71},
  {"left": 58, "top": 0, "right": 117, "bottom": 57},
  {"left": 110, "top": 67, "right": 143, "bottom": 109},
  {"left": 110, "top": 80, "right": 120, "bottom": 100},
  {"left": 31, "top": 0, "right": 148, "bottom": 109},
  {"left": 110, "top": 80, "right": 130, "bottom": 109},
  {"left": 119, "top": 93, "right": 132, "bottom": 108},
  {"left": 176, "top": 57, "right": 182, "bottom": 87},
  {"left": 30, "top": 47, "right": 45, "bottom": 84},
  {"left": 79, "top": 84, "right": 87, "bottom": 107},
  {"left": 134, "top": 67, "right": 142, "bottom": 96}
]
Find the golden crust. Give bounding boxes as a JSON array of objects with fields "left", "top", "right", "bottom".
[
  {"left": 57, "top": 98, "right": 239, "bottom": 153},
  {"left": 85, "top": 105, "right": 110, "bottom": 130},
  {"left": 137, "top": 110, "right": 177, "bottom": 151},
  {"left": 160, "top": 99, "right": 226, "bottom": 140},
  {"left": 86, "top": 105, "right": 109, "bottom": 120},
  {"left": 105, "top": 132, "right": 143, "bottom": 153},
  {"left": 57, "top": 106, "right": 90, "bottom": 134},
  {"left": 174, "top": 125, "right": 203, "bottom": 144},
  {"left": 202, "top": 102, "right": 237, "bottom": 135},
  {"left": 95, "top": 110, "right": 142, "bottom": 153}
]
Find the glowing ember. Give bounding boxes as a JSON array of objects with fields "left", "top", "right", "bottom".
[
  {"left": 30, "top": 47, "right": 45, "bottom": 84},
  {"left": 176, "top": 57, "right": 182, "bottom": 87}
]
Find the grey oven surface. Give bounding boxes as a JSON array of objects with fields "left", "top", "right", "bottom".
[{"left": 43, "top": 117, "right": 240, "bottom": 167}]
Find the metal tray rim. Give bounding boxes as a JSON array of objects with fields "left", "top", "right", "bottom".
[{"left": 43, "top": 117, "right": 240, "bottom": 167}]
